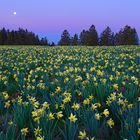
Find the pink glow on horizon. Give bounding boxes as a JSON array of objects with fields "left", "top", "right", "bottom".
[{"left": 0, "top": 0, "right": 140, "bottom": 42}]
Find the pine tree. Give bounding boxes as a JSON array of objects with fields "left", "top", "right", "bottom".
[
  {"left": 58, "top": 30, "right": 71, "bottom": 46},
  {"left": 40, "top": 37, "right": 48, "bottom": 45},
  {"left": 71, "top": 34, "right": 78, "bottom": 45},
  {"left": 80, "top": 30, "right": 89, "bottom": 45},
  {"left": 115, "top": 25, "right": 139, "bottom": 45},
  {"left": 0, "top": 28, "right": 7, "bottom": 45},
  {"left": 87, "top": 25, "right": 98, "bottom": 46},
  {"left": 100, "top": 26, "right": 114, "bottom": 46}
]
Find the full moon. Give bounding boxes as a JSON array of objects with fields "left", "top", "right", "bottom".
[{"left": 13, "top": 12, "right": 17, "bottom": 15}]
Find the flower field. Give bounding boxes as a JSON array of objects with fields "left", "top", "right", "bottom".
[{"left": 0, "top": 46, "right": 140, "bottom": 140}]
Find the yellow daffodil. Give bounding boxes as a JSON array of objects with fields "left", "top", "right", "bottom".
[
  {"left": 107, "top": 118, "right": 115, "bottom": 128},
  {"left": 48, "top": 112, "right": 55, "bottom": 120},
  {"left": 21, "top": 127, "right": 29, "bottom": 136},
  {"left": 56, "top": 111, "right": 63, "bottom": 119},
  {"left": 83, "top": 98, "right": 90, "bottom": 105},
  {"left": 72, "top": 103, "right": 80, "bottom": 110},
  {"left": 113, "top": 84, "right": 119, "bottom": 91},
  {"left": 102, "top": 109, "right": 110, "bottom": 117},
  {"left": 95, "top": 113, "right": 101, "bottom": 120},
  {"left": 91, "top": 104, "right": 97, "bottom": 110},
  {"left": 78, "top": 130, "right": 86, "bottom": 139},
  {"left": 60, "top": 103, "right": 65, "bottom": 110},
  {"left": 42, "top": 102, "right": 50, "bottom": 109},
  {"left": 4, "top": 101, "right": 11, "bottom": 108},
  {"left": 128, "top": 104, "right": 133, "bottom": 109},
  {"left": 36, "top": 136, "right": 44, "bottom": 140},
  {"left": 33, "top": 101, "right": 39, "bottom": 108},
  {"left": 55, "top": 87, "right": 61, "bottom": 94},
  {"left": 2, "top": 92, "right": 9, "bottom": 100},
  {"left": 17, "top": 96, "right": 23, "bottom": 105},
  {"left": 34, "top": 127, "right": 42, "bottom": 137},
  {"left": 97, "top": 70, "right": 104, "bottom": 76},
  {"left": 88, "top": 95, "right": 94, "bottom": 100},
  {"left": 63, "top": 96, "right": 71, "bottom": 104},
  {"left": 68, "top": 113, "right": 77, "bottom": 123},
  {"left": 34, "top": 116, "right": 41, "bottom": 123},
  {"left": 8, "top": 120, "right": 14, "bottom": 125}
]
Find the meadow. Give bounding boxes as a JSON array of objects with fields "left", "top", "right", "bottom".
[{"left": 0, "top": 46, "right": 140, "bottom": 140}]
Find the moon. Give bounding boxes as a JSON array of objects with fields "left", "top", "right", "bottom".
[{"left": 13, "top": 12, "right": 17, "bottom": 15}]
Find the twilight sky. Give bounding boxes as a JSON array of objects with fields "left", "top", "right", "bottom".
[{"left": 0, "top": 0, "right": 140, "bottom": 43}]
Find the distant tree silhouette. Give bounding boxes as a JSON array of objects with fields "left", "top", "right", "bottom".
[
  {"left": 80, "top": 30, "right": 88, "bottom": 45},
  {"left": 115, "top": 25, "right": 139, "bottom": 45},
  {"left": 87, "top": 25, "right": 98, "bottom": 46},
  {"left": 0, "top": 25, "right": 139, "bottom": 46},
  {"left": 58, "top": 30, "right": 71, "bottom": 46},
  {"left": 40, "top": 37, "right": 48, "bottom": 45},
  {"left": 0, "top": 28, "right": 40, "bottom": 45},
  {"left": 100, "top": 26, "right": 114, "bottom": 46},
  {"left": 49, "top": 42, "right": 55, "bottom": 46},
  {"left": 71, "top": 34, "right": 78, "bottom": 45},
  {"left": 0, "top": 28, "right": 7, "bottom": 45},
  {"left": 114, "top": 33, "right": 121, "bottom": 45},
  {"left": 80, "top": 25, "right": 98, "bottom": 46},
  {"left": 6, "top": 30, "right": 15, "bottom": 45}
]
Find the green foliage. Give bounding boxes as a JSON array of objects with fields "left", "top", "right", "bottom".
[{"left": 0, "top": 46, "right": 140, "bottom": 140}]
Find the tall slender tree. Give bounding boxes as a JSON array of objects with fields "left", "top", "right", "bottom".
[
  {"left": 80, "top": 30, "right": 88, "bottom": 45},
  {"left": 87, "top": 25, "right": 98, "bottom": 46},
  {"left": 58, "top": 30, "right": 71, "bottom": 46},
  {"left": 71, "top": 34, "right": 78, "bottom": 46},
  {"left": 100, "top": 26, "right": 114, "bottom": 46},
  {"left": 80, "top": 25, "right": 98, "bottom": 46}
]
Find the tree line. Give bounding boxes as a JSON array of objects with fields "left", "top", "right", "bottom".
[
  {"left": 59, "top": 25, "right": 139, "bottom": 46},
  {"left": 0, "top": 25, "right": 139, "bottom": 46},
  {"left": 0, "top": 28, "right": 54, "bottom": 46}
]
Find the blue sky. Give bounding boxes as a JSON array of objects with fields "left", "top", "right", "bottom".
[{"left": 0, "top": 0, "right": 140, "bottom": 43}]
